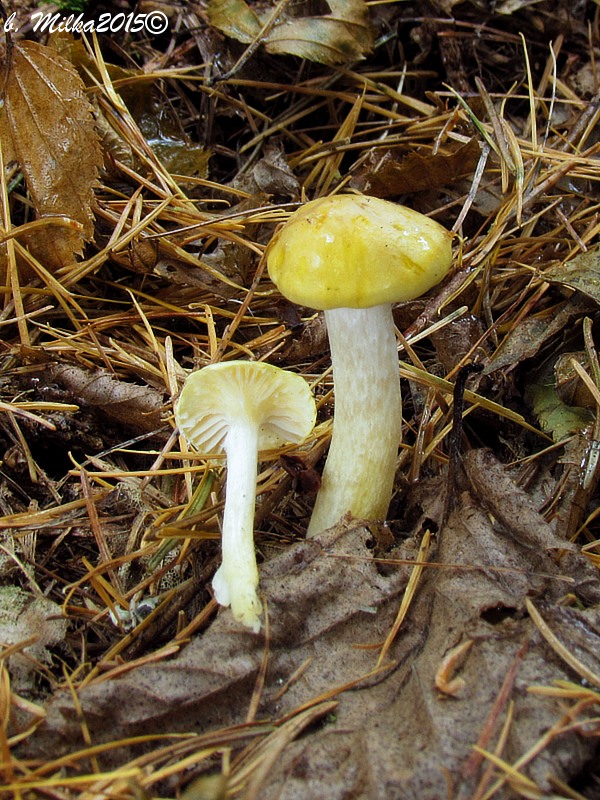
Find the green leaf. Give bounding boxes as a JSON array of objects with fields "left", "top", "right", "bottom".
[{"left": 526, "top": 381, "right": 593, "bottom": 442}]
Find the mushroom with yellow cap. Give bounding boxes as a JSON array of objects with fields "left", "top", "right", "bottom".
[
  {"left": 175, "top": 360, "right": 316, "bottom": 632},
  {"left": 266, "top": 194, "right": 452, "bottom": 537}
]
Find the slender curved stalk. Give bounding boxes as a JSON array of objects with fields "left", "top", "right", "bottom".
[
  {"left": 307, "top": 304, "right": 402, "bottom": 537},
  {"left": 212, "top": 418, "right": 262, "bottom": 632}
]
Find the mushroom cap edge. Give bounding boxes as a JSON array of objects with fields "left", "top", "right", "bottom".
[{"left": 175, "top": 360, "right": 316, "bottom": 453}]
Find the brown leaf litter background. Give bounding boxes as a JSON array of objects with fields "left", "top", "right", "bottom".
[
  {"left": 1, "top": 1, "right": 600, "bottom": 798},
  {"left": 23, "top": 457, "right": 600, "bottom": 797}
]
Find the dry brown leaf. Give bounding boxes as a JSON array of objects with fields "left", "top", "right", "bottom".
[
  {"left": 0, "top": 586, "right": 67, "bottom": 699},
  {"left": 278, "top": 313, "right": 329, "bottom": 362},
  {"left": 544, "top": 246, "right": 600, "bottom": 305},
  {"left": 207, "top": 0, "right": 373, "bottom": 66},
  {"left": 253, "top": 151, "right": 299, "bottom": 196},
  {"left": 351, "top": 139, "right": 483, "bottom": 198},
  {"left": 23, "top": 521, "right": 410, "bottom": 764},
  {"left": 47, "top": 364, "right": 165, "bottom": 434},
  {"left": 484, "top": 295, "right": 594, "bottom": 375},
  {"left": 0, "top": 40, "right": 101, "bottom": 273},
  {"left": 255, "top": 473, "right": 600, "bottom": 798},
  {"left": 463, "top": 448, "right": 577, "bottom": 553},
  {"left": 20, "top": 472, "right": 600, "bottom": 796}
]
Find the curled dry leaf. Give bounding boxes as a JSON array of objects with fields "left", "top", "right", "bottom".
[
  {"left": 253, "top": 148, "right": 300, "bottom": 196},
  {"left": 484, "top": 294, "right": 594, "bottom": 374},
  {"left": 0, "top": 40, "right": 101, "bottom": 275},
  {"left": 279, "top": 313, "right": 329, "bottom": 361},
  {"left": 207, "top": 0, "right": 373, "bottom": 66},
  {"left": 462, "top": 448, "right": 577, "bottom": 554},
  {"left": 47, "top": 364, "right": 165, "bottom": 434},
  {"left": 434, "top": 639, "right": 474, "bottom": 697},
  {"left": 544, "top": 245, "right": 600, "bottom": 304}
]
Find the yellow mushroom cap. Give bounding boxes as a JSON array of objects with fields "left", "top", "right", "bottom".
[
  {"left": 175, "top": 360, "right": 316, "bottom": 453},
  {"left": 267, "top": 194, "right": 453, "bottom": 310}
]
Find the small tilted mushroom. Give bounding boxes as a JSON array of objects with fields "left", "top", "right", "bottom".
[
  {"left": 175, "top": 360, "right": 316, "bottom": 632},
  {"left": 267, "top": 194, "right": 452, "bottom": 537}
]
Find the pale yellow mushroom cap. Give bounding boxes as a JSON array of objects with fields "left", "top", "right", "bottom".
[
  {"left": 267, "top": 194, "right": 453, "bottom": 310},
  {"left": 175, "top": 360, "right": 316, "bottom": 452}
]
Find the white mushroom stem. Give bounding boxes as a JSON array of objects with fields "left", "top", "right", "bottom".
[
  {"left": 211, "top": 418, "right": 263, "bottom": 632},
  {"left": 307, "top": 304, "right": 402, "bottom": 537}
]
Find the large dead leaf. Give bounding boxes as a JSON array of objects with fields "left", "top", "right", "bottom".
[
  {"left": 0, "top": 40, "right": 101, "bottom": 273},
  {"left": 23, "top": 521, "right": 410, "bottom": 763},
  {"left": 207, "top": 0, "right": 373, "bottom": 66},
  {"left": 21, "top": 453, "right": 600, "bottom": 795},
  {"left": 350, "top": 139, "right": 483, "bottom": 197}
]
